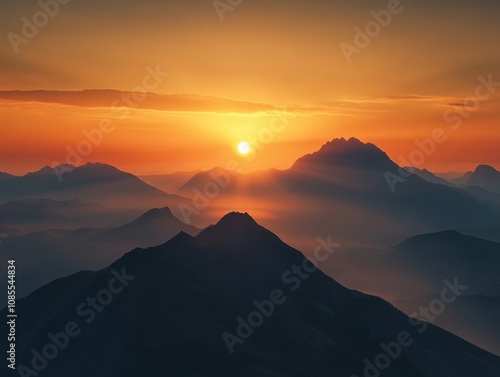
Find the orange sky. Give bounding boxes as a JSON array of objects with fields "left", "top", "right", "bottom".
[{"left": 1, "top": 0, "right": 499, "bottom": 175}]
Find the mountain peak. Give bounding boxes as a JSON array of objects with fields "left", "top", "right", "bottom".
[
  {"left": 26, "top": 165, "right": 55, "bottom": 176},
  {"left": 474, "top": 164, "right": 498, "bottom": 175},
  {"left": 291, "top": 137, "right": 395, "bottom": 172},
  {"left": 197, "top": 212, "right": 266, "bottom": 243},
  {"left": 118, "top": 206, "right": 191, "bottom": 231},
  {"left": 79, "top": 162, "right": 122, "bottom": 173},
  {"left": 163, "top": 230, "right": 197, "bottom": 247},
  {"left": 218, "top": 211, "right": 256, "bottom": 225},
  {"left": 324, "top": 136, "right": 374, "bottom": 148},
  {"left": 400, "top": 230, "right": 463, "bottom": 245},
  {"left": 139, "top": 206, "right": 174, "bottom": 220},
  {"left": 464, "top": 164, "right": 500, "bottom": 193}
]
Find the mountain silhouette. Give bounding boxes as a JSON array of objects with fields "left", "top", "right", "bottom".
[
  {"left": 0, "top": 207, "right": 199, "bottom": 300},
  {"left": 178, "top": 167, "right": 238, "bottom": 193},
  {"left": 3, "top": 213, "right": 500, "bottom": 377},
  {"left": 461, "top": 165, "right": 500, "bottom": 194},
  {"left": 292, "top": 137, "right": 396, "bottom": 172},
  {"left": 386, "top": 231, "right": 500, "bottom": 293},
  {"left": 0, "top": 163, "right": 160, "bottom": 199},
  {"left": 457, "top": 185, "right": 500, "bottom": 206},
  {"left": 453, "top": 171, "right": 473, "bottom": 185},
  {"left": 328, "top": 230, "right": 500, "bottom": 354},
  {"left": 329, "top": 230, "right": 500, "bottom": 297},
  {"left": 0, "top": 163, "right": 190, "bottom": 220},
  {"left": 402, "top": 167, "right": 452, "bottom": 186},
  {"left": 96, "top": 207, "right": 199, "bottom": 247},
  {"left": 182, "top": 137, "right": 500, "bottom": 249},
  {"left": 0, "top": 171, "right": 16, "bottom": 180}
]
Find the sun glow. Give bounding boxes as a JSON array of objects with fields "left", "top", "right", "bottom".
[{"left": 237, "top": 141, "right": 251, "bottom": 155}]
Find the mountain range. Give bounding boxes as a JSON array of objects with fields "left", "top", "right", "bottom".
[
  {"left": 405, "top": 165, "right": 500, "bottom": 207},
  {"left": 327, "top": 230, "right": 500, "bottom": 355},
  {"left": 2, "top": 136, "right": 500, "bottom": 365},
  {"left": 173, "top": 137, "right": 500, "bottom": 250},
  {"left": 0, "top": 207, "right": 199, "bottom": 301},
  {"left": 3, "top": 138, "right": 499, "bottom": 250},
  {"left": 2, "top": 212, "right": 499, "bottom": 377},
  {"left": 0, "top": 163, "right": 190, "bottom": 221}
]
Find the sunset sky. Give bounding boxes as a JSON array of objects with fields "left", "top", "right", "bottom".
[{"left": 1, "top": 0, "right": 499, "bottom": 175}]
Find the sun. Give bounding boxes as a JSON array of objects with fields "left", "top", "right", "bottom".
[{"left": 237, "top": 141, "right": 251, "bottom": 155}]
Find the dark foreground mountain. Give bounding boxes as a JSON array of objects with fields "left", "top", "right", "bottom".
[{"left": 3, "top": 213, "right": 499, "bottom": 377}]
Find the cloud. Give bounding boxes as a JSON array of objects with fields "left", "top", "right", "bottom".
[
  {"left": 3, "top": 90, "right": 495, "bottom": 117},
  {"left": 447, "top": 103, "right": 468, "bottom": 108},
  {"left": 0, "top": 90, "right": 350, "bottom": 116}
]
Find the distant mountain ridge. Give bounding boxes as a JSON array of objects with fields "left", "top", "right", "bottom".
[
  {"left": 97, "top": 207, "right": 199, "bottom": 247},
  {"left": 328, "top": 229, "right": 500, "bottom": 354},
  {"left": 402, "top": 167, "right": 452, "bottom": 186},
  {"left": 0, "top": 162, "right": 191, "bottom": 220},
  {"left": 2, "top": 138, "right": 499, "bottom": 249},
  {"left": 0, "top": 206, "right": 199, "bottom": 300},
  {"left": 0, "top": 163, "right": 162, "bottom": 199},
  {"left": 463, "top": 164, "right": 500, "bottom": 193},
  {"left": 178, "top": 137, "right": 500, "bottom": 249}
]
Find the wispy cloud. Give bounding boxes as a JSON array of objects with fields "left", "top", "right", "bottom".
[
  {"left": 0, "top": 90, "right": 352, "bottom": 116},
  {"left": 3, "top": 90, "right": 497, "bottom": 118}
]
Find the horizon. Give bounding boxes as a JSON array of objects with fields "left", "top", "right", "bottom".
[{"left": 2, "top": 134, "right": 499, "bottom": 176}]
